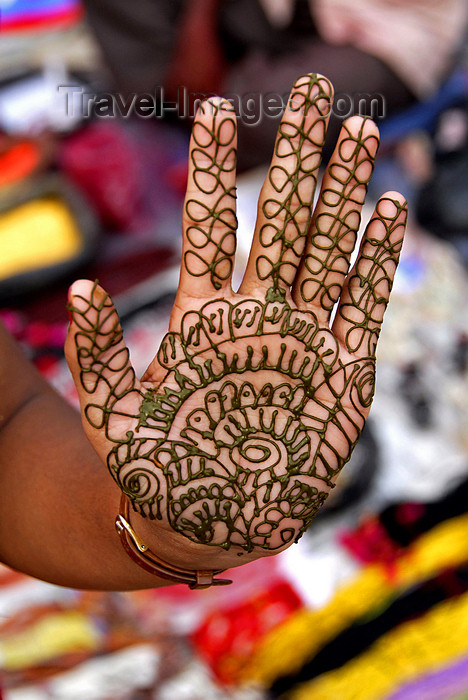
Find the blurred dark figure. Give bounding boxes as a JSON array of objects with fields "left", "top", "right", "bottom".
[
  {"left": 417, "top": 98, "right": 468, "bottom": 263},
  {"left": 83, "top": 0, "right": 468, "bottom": 168}
]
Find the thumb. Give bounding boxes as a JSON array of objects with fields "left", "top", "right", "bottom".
[{"left": 65, "top": 280, "right": 141, "bottom": 446}]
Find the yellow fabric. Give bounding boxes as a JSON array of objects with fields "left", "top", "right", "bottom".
[
  {"left": 290, "top": 591, "right": 468, "bottom": 700},
  {"left": 243, "top": 513, "right": 468, "bottom": 685},
  {"left": 0, "top": 611, "right": 100, "bottom": 670},
  {"left": 0, "top": 197, "right": 82, "bottom": 280}
]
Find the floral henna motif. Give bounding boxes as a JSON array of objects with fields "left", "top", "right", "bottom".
[
  {"left": 68, "top": 73, "right": 406, "bottom": 556},
  {"left": 70, "top": 287, "right": 374, "bottom": 553}
]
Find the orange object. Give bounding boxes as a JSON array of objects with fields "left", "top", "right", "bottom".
[{"left": 0, "top": 142, "right": 41, "bottom": 188}]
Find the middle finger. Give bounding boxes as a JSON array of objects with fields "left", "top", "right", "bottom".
[{"left": 239, "top": 73, "right": 333, "bottom": 301}]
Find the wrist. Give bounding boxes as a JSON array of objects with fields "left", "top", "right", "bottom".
[{"left": 116, "top": 495, "right": 232, "bottom": 589}]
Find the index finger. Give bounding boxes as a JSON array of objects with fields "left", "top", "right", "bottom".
[{"left": 178, "top": 98, "right": 238, "bottom": 300}]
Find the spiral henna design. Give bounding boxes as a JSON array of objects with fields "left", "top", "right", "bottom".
[
  {"left": 70, "top": 287, "right": 384, "bottom": 553},
  {"left": 69, "top": 73, "right": 406, "bottom": 555}
]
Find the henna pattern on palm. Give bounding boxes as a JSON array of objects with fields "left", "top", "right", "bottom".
[{"left": 67, "top": 74, "right": 407, "bottom": 556}]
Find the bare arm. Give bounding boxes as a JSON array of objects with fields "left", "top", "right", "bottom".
[{"left": 0, "top": 321, "right": 177, "bottom": 589}]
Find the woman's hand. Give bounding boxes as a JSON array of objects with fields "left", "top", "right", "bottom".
[{"left": 65, "top": 73, "right": 407, "bottom": 574}]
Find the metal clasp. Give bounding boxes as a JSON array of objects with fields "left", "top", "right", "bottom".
[{"left": 115, "top": 514, "right": 149, "bottom": 553}]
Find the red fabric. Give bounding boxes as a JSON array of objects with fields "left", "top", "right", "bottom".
[
  {"left": 340, "top": 516, "right": 403, "bottom": 579},
  {"left": 60, "top": 122, "right": 142, "bottom": 230},
  {"left": 192, "top": 579, "right": 303, "bottom": 684}
]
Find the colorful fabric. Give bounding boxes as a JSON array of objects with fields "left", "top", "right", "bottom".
[
  {"left": 386, "top": 654, "right": 468, "bottom": 700},
  {"left": 241, "top": 513, "right": 468, "bottom": 685},
  {"left": 288, "top": 590, "right": 468, "bottom": 700},
  {"left": 0, "top": 0, "right": 82, "bottom": 31},
  {"left": 380, "top": 477, "right": 468, "bottom": 548},
  {"left": 270, "top": 564, "right": 468, "bottom": 697}
]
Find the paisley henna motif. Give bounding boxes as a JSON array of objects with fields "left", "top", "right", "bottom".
[{"left": 68, "top": 73, "right": 407, "bottom": 555}]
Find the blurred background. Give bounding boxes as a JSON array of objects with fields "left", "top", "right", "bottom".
[{"left": 0, "top": 1, "right": 468, "bottom": 698}]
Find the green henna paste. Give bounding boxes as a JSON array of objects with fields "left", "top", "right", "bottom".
[
  {"left": 68, "top": 74, "right": 406, "bottom": 555},
  {"left": 70, "top": 289, "right": 376, "bottom": 553}
]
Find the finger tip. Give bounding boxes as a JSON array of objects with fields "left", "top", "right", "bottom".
[
  {"left": 343, "top": 114, "right": 380, "bottom": 139},
  {"left": 195, "top": 96, "right": 236, "bottom": 120},
  {"left": 67, "top": 280, "right": 109, "bottom": 321},
  {"left": 378, "top": 191, "right": 408, "bottom": 217},
  {"left": 68, "top": 279, "right": 102, "bottom": 300},
  {"left": 287, "top": 73, "right": 333, "bottom": 119},
  {"left": 381, "top": 190, "right": 407, "bottom": 204},
  {"left": 298, "top": 72, "right": 334, "bottom": 97}
]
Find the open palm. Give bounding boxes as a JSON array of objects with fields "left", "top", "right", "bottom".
[{"left": 66, "top": 74, "right": 406, "bottom": 570}]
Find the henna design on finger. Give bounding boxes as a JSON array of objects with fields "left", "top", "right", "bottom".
[
  {"left": 184, "top": 100, "right": 237, "bottom": 290},
  {"left": 255, "top": 74, "right": 333, "bottom": 300},
  {"left": 68, "top": 83, "right": 406, "bottom": 557},
  {"left": 298, "top": 119, "right": 379, "bottom": 310},
  {"left": 338, "top": 196, "right": 407, "bottom": 356},
  {"left": 68, "top": 283, "right": 138, "bottom": 431}
]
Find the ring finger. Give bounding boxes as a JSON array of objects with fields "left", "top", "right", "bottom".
[{"left": 292, "top": 116, "right": 380, "bottom": 321}]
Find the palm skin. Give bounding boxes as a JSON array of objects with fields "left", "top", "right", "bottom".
[{"left": 66, "top": 74, "right": 407, "bottom": 572}]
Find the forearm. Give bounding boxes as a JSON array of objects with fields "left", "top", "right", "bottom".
[{"left": 0, "top": 323, "right": 169, "bottom": 590}]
